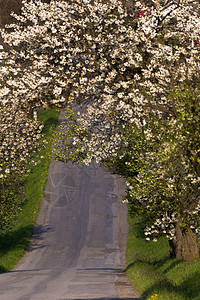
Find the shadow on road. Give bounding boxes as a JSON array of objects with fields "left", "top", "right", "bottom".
[{"left": 63, "top": 297, "right": 141, "bottom": 300}]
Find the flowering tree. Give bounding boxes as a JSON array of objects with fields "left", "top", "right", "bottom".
[
  {"left": 0, "top": 1, "right": 42, "bottom": 227},
  {"left": 0, "top": 87, "right": 43, "bottom": 226},
  {"left": 0, "top": 68, "right": 43, "bottom": 229},
  {"left": 51, "top": 0, "right": 199, "bottom": 262},
  {"left": 126, "top": 85, "right": 200, "bottom": 262},
  {"left": 0, "top": 0, "right": 199, "bottom": 261}
]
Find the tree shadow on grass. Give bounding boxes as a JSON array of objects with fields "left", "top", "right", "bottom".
[
  {"left": 141, "top": 278, "right": 182, "bottom": 300},
  {"left": 0, "top": 225, "right": 34, "bottom": 273},
  {"left": 179, "top": 270, "right": 200, "bottom": 299},
  {"left": 161, "top": 258, "right": 183, "bottom": 274},
  {"left": 126, "top": 258, "right": 200, "bottom": 299},
  {"left": 0, "top": 265, "right": 8, "bottom": 273},
  {"left": 142, "top": 270, "right": 200, "bottom": 300},
  {"left": 41, "top": 117, "right": 59, "bottom": 134},
  {"left": 0, "top": 224, "right": 53, "bottom": 274},
  {"left": 126, "top": 253, "right": 182, "bottom": 275}
]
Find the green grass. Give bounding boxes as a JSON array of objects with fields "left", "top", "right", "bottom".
[
  {"left": 0, "top": 107, "right": 60, "bottom": 273},
  {"left": 126, "top": 216, "right": 200, "bottom": 300}
]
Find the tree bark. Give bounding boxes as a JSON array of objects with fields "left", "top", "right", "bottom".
[
  {"left": 182, "top": 228, "right": 199, "bottom": 264},
  {"left": 175, "top": 223, "right": 183, "bottom": 259},
  {"left": 169, "top": 224, "right": 200, "bottom": 264}
]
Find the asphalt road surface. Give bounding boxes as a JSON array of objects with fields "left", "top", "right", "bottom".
[{"left": 0, "top": 161, "right": 140, "bottom": 300}]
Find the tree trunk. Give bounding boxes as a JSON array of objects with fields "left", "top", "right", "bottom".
[
  {"left": 182, "top": 228, "right": 199, "bottom": 264},
  {"left": 168, "top": 224, "right": 199, "bottom": 264},
  {"left": 175, "top": 223, "right": 183, "bottom": 259},
  {"left": 169, "top": 239, "right": 176, "bottom": 259}
]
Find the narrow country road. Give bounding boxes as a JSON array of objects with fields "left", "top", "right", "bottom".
[{"left": 0, "top": 160, "right": 140, "bottom": 299}]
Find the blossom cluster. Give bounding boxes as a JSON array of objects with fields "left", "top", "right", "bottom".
[{"left": 0, "top": 102, "right": 43, "bottom": 177}]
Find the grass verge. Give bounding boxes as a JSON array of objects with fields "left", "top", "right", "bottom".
[
  {"left": 126, "top": 216, "right": 200, "bottom": 300},
  {"left": 0, "top": 107, "right": 60, "bottom": 273}
]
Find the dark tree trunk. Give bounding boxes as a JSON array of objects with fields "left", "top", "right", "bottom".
[
  {"left": 175, "top": 223, "right": 183, "bottom": 259},
  {"left": 169, "top": 239, "right": 176, "bottom": 259}
]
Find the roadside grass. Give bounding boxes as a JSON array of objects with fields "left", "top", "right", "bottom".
[
  {"left": 126, "top": 216, "right": 200, "bottom": 300},
  {"left": 0, "top": 107, "right": 60, "bottom": 273}
]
